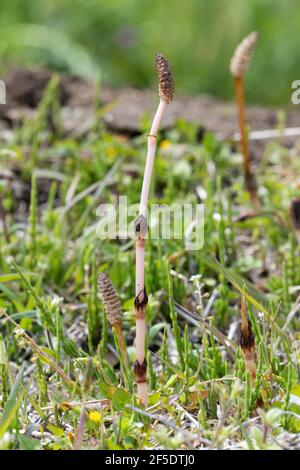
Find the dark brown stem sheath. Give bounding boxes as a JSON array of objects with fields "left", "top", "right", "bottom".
[
  {"left": 235, "top": 76, "right": 259, "bottom": 207},
  {"left": 240, "top": 296, "right": 256, "bottom": 383}
]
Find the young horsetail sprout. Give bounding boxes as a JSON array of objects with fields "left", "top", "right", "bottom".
[
  {"left": 134, "top": 53, "right": 174, "bottom": 405},
  {"left": 230, "top": 32, "right": 259, "bottom": 206},
  {"left": 240, "top": 296, "right": 256, "bottom": 383},
  {"left": 98, "top": 273, "right": 128, "bottom": 369}
]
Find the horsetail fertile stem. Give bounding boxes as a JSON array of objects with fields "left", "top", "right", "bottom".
[
  {"left": 98, "top": 273, "right": 128, "bottom": 369},
  {"left": 240, "top": 296, "right": 256, "bottom": 383},
  {"left": 230, "top": 32, "right": 259, "bottom": 206},
  {"left": 134, "top": 53, "right": 174, "bottom": 405}
]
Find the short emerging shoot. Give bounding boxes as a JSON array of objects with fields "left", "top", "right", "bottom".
[{"left": 240, "top": 296, "right": 256, "bottom": 384}]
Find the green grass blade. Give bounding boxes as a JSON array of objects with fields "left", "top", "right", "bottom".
[{"left": 0, "top": 364, "right": 25, "bottom": 438}]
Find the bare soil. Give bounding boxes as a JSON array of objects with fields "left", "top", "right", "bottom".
[{"left": 1, "top": 68, "right": 300, "bottom": 143}]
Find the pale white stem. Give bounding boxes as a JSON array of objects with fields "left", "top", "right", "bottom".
[
  {"left": 137, "top": 382, "right": 148, "bottom": 406},
  {"left": 134, "top": 99, "right": 168, "bottom": 407},
  {"left": 136, "top": 99, "right": 167, "bottom": 298},
  {"left": 136, "top": 317, "right": 146, "bottom": 364},
  {"left": 139, "top": 100, "right": 167, "bottom": 216},
  {"left": 135, "top": 239, "right": 145, "bottom": 296}
]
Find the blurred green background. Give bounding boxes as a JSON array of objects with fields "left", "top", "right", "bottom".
[{"left": 0, "top": 0, "right": 299, "bottom": 105}]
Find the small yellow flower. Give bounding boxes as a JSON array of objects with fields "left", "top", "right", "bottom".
[
  {"left": 89, "top": 410, "right": 101, "bottom": 425},
  {"left": 160, "top": 139, "right": 171, "bottom": 150}
]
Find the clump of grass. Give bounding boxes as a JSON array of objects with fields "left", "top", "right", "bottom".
[
  {"left": 0, "top": 308, "right": 80, "bottom": 394},
  {"left": 134, "top": 53, "right": 174, "bottom": 405},
  {"left": 230, "top": 32, "right": 259, "bottom": 206}
]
